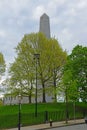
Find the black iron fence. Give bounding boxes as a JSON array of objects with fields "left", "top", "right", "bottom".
[
  {"left": 22, "top": 109, "right": 87, "bottom": 125},
  {"left": 0, "top": 110, "right": 86, "bottom": 129}
]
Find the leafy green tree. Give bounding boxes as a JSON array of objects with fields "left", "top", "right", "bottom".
[
  {"left": 8, "top": 43, "right": 35, "bottom": 103},
  {"left": 48, "top": 38, "right": 67, "bottom": 102},
  {"left": 8, "top": 32, "right": 67, "bottom": 103},
  {"left": 59, "top": 45, "right": 87, "bottom": 122},
  {"left": 63, "top": 45, "right": 87, "bottom": 102},
  {"left": 0, "top": 52, "right": 5, "bottom": 93},
  {"left": 59, "top": 69, "right": 79, "bottom": 123},
  {"left": 69, "top": 45, "right": 87, "bottom": 102},
  {"left": 0, "top": 52, "right": 5, "bottom": 77}
]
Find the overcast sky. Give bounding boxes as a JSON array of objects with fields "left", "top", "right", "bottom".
[{"left": 0, "top": 0, "right": 87, "bottom": 65}]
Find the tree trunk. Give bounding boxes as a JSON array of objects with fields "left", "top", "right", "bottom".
[
  {"left": 54, "top": 77, "right": 57, "bottom": 102},
  {"left": 29, "top": 94, "right": 31, "bottom": 103},
  {"left": 28, "top": 82, "right": 33, "bottom": 103},
  {"left": 42, "top": 83, "right": 46, "bottom": 103},
  {"left": 53, "top": 69, "right": 57, "bottom": 102},
  {"left": 65, "top": 89, "right": 68, "bottom": 123}
]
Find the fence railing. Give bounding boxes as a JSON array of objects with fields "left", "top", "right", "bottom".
[{"left": 0, "top": 110, "right": 85, "bottom": 129}]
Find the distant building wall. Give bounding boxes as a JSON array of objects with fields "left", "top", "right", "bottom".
[
  {"left": 3, "top": 96, "right": 29, "bottom": 105},
  {"left": 3, "top": 94, "right": 53, "bottom": 105}
]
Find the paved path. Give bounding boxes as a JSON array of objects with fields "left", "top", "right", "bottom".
[
  {"left": 7, "top": 119, "right": 85, "bottom": 130},
  {"left": 46, "top": 124, "right": 87, "bottom": 130}
]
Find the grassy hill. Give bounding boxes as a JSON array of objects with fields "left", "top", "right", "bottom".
[
  {"left": 0, "top": 103, "right": 66, "bottom": 115},
  {"left": 0, "top": 102, "right": 87, "bottom": 129}
]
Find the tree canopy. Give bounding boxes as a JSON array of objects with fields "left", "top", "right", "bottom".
[
  {"left": 0, "top": 52, "right": 5, "bottom": 92},
  {"left": 62, "top": 45, "right": 87, "bottom": 102},
  {"left": 0, "top": 52, "right": 5, "bottom": 77},
  {"left": 8, "top": 32, "right": 67, "bottom": 103}
]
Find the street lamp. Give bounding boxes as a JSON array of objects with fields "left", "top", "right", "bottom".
[
  {"left": 34, "top": 53, "right": 40, "bottom": 117},
  {"left": 18, "top": 94, "right": 21, "bottom": 130}
]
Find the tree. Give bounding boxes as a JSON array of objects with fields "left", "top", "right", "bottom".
[
  {"left": 59, "top": 45, "right": 87, "bottom": 122},
  {"left": 47, "top": 38, "right": 67, "bottom": 102},
  {"left": 0, "top": 52, "right": 5, "bottom": 77},
  {"left": 59, "top": 69, "right": 79, "bottom": 123},
  {"left": 63, "top": 45, "right": 87, "bottom": 102},
  {"left": 8, "top": 32, "right": 67, "bottom": 103},
  {"left": 0, "top": 52, "right": 5, "bottom": 93},
  {"left": 8, "top": 44, "right": 35, "bottom": 103}
]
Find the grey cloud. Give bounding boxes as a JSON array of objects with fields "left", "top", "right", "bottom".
[{"left": 0, "top": 0, "right": 87, "bottom": 65}]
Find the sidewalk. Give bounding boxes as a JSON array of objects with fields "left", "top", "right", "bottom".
[{"left": 7, "top": 119, "right": 85, "bottom": 130}]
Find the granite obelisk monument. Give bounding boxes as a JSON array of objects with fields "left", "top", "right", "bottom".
[{"left": 39, "top": 13, "right": 50, "bottom": 38}]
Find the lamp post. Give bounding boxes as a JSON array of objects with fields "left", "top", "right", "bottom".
[
  {"left": 34, "top": 53, "right": 40, "bottom": 117},
  {"left": 18, "top": 94, "right": 21, "bottom": 130}
]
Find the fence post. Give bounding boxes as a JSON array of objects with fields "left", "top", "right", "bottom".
[{"left": 45, "top": 111, "right": 48, "bottom": 123}]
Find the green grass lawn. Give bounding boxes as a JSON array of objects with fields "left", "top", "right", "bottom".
[
  {"left": 0, "top": 103, "right": 66, "bottom": 115},
  {"left": 0, "top": 102, "right": 87, "bottom": 129}
]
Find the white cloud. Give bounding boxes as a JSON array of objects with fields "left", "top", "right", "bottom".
[
  {"left": 64, "top": 8, "right": 77, "bottom": 17},
  {"left": 32, "top": 5, "right": 46, "bottom": 20},
  {"left": 0, "top": 30, "right": 6, "bottom": 37},
  {"left": 0, "top": 0, "right": 87, "bottom": 66},
  {"left": 48, "top": 0, "right": 66, "bottom": 7},
  {"left": 77, "top": 0, "right": 87, "bottom": 9},
  {"left": 58, "top": 28, "right": 73, "bottom": 51},
  {"left": 61, "top": 28, "right": 73, "bottom": 40}
]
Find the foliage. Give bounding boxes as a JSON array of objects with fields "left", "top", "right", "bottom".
[
  {"left": 62, "top": 45, "right": 87, "bottom": 102},
  {"left": 0, "top": 52, "right": 5, "bottom": 94},
  {"left": 0, "top": 52, "right": 5, "bottom": 78},
  {"left": 7, "top": 32, "right": 67, "bottom": 102}
]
